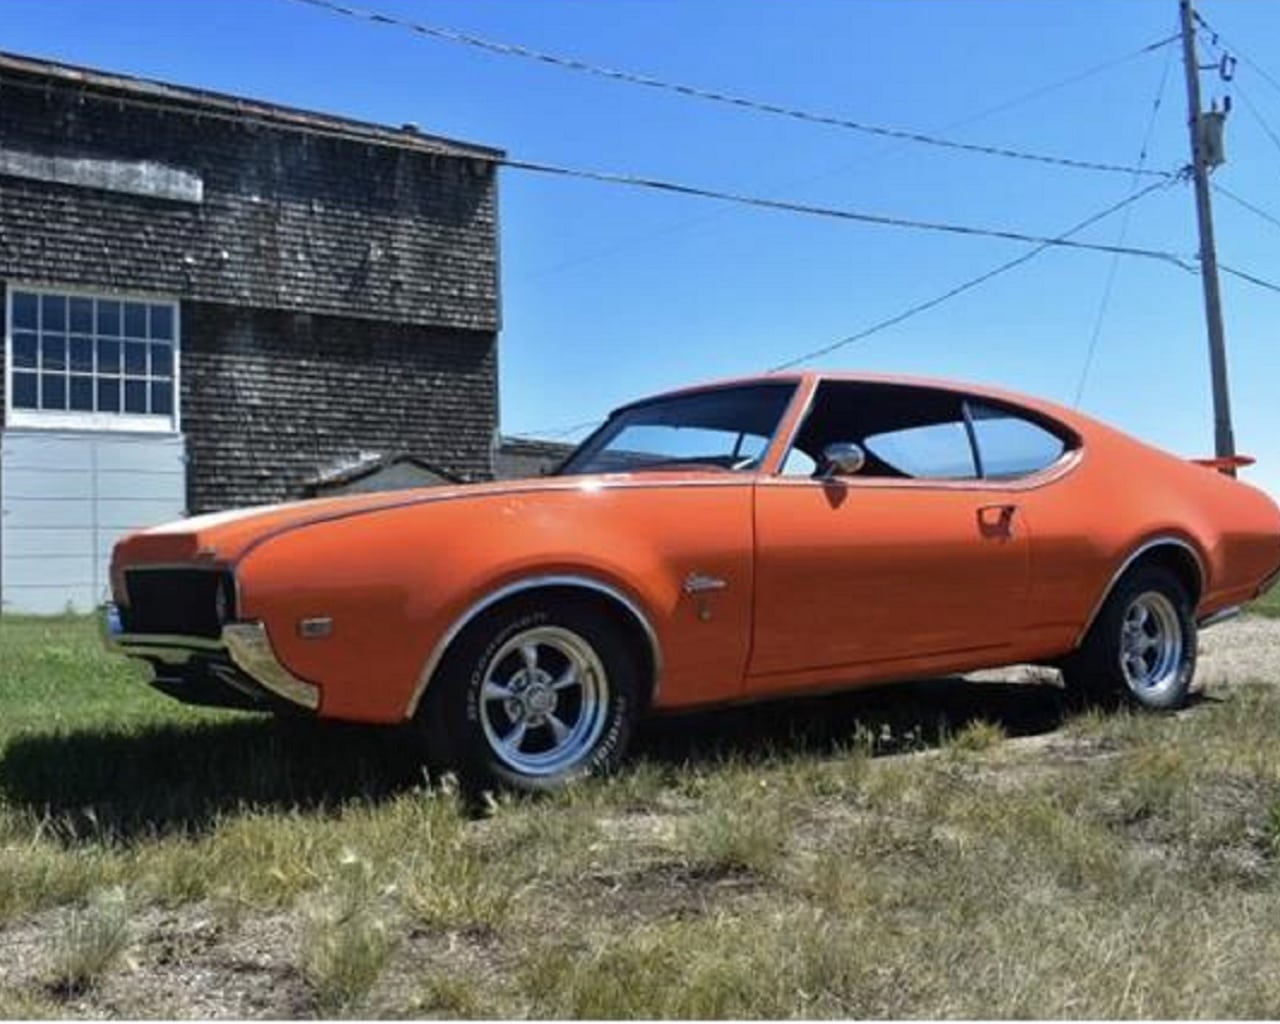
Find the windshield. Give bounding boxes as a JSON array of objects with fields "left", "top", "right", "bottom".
[{"left": 559, "top": 382, "right": 796, "bottom": 476}]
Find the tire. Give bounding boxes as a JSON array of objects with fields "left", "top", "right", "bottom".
[
  {"left": 1062, "top": 565, "right": 1196, "bottom": 710},
  {"left": 418, "top": 596, "right": 641, "bottom": 793}
]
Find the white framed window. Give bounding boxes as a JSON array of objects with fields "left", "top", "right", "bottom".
[{"left": 5, "top": 283, "right": 180, "bottom": 433}]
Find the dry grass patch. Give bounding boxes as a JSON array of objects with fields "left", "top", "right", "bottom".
[
  {"left": 298, "top": 852, "right": 400, "bottom": 1016},
  {"left": 45, "top": 887, "right": 132, "bottom": 997}
]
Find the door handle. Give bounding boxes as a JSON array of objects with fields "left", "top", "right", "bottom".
[
  {"left": 683, "top": 572, "right": 728, "bottom": 595},
  {"left": 977, "top": 504, "right": 1018, "bottom": 536}
]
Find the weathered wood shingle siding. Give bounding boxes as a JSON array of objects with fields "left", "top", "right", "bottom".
[
  {"left": 0, "top": 56, "right": 501, "bottom": 517},
  {"left": 0, "top": 70, "right": 499, "bottom": 331},
  {"left": 182, "top": 304, "right": 495, "bottom": 513}
]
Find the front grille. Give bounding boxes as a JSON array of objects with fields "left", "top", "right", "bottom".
[{"left": 121, "top": 569, "right": 236, "bottom": 639}]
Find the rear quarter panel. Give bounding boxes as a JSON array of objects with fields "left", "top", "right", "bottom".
[{"left": 1018, "top": 417, "right": 1280, "bottom": 651}]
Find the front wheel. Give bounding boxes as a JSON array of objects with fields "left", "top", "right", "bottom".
[
  {"left": 419, "top": 598, "right": 641, "bottom": 792},
  {"left": 1062, "top": 565, "right": 1197, "bottom": 710}
]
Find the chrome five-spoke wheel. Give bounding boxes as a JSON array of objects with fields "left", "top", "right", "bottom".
[
  {"left": 421, "top": 597, "right": 642, "bottom": 792},
  {"left": 479, "top": 625, "right": 611, "bottom": 776},
  {"left": 1062, "top": 563, "right": 1196, "bottom": 711},
  {"left": 1118, "top": 591, "right": 1184, "bottom": 699}
]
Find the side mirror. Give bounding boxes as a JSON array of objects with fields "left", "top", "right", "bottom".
[{"left": 821, "top": 442, "right": 866, "bottom": 478}]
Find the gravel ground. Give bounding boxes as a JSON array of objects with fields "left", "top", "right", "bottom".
[
  {"left": 969, "top": 612, "right": 1279, "bottom": 691},
  {"left": 1194, "top": 614, "right": 1280, "bottom": 687}
]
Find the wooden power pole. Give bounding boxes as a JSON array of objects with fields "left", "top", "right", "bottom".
[{"left": 1179, "top": 0, "right": 1236, "bottom": 466}]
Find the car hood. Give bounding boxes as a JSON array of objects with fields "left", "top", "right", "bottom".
[{"left": 110, "top": 471, "right": 723, "bottom": 568}]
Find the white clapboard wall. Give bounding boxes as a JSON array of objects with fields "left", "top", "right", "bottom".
[{"left": 0, "top": 431, "right": 186, "bottom": 613}]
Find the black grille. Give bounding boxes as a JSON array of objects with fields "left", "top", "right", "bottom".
[{"left": 121, "top": 569, "right": 236, "bottom": 638}]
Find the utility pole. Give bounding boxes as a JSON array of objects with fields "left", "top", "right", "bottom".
[{"left": 1179, "top": 0, "right": 1236, "bottom": 468}]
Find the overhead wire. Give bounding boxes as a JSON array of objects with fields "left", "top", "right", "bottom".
[
  {"left": 767, "top": 177, "right": 1182, "bottom": 372},
  {"left": 1072, "top": 34, "right": 1175, "bottom": 408},
  {"left": 523, "top": 31, "right": 1183, "bottom": 282},
  {"left": 1220, "top": 263, "right": 1280, "bottom": 296},
  {"left": 1212, "top": 182, "right": 1280, "bottom": 234},
  {"left": 1177, "top": 21, "right": 1280, "bottom": 297},
  {"left": 506, "top": 157, "right": 1194, "bottom": 266},
  {"left": 289, "top": 0, "right": 1175, "bottom": 179},
  {"left": 1194, "top": 11, "right": 1280, "bottom": 99},
  {"left": 1193, "top": 21, "right": 1280, "bottom": 161},
  {"left": 1234, "top": 85, "right": 1280, "bottom": 161},
  {"left": 0, "top": 65, "right": 1196, "bottom": 271},
  {"left": 516, "top": 419, "right": 602, "bottom": 440}
]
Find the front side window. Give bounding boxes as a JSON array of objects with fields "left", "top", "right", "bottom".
[
  {"left": 783, "top": 381, "right": 978, "bottom": 480},
  {"left": 560, "top": 383, "right": 796, "bottom": 475},
  {"left": 7, "top": 286, "right": 178, "bottom": 431},
  {"left": 780, "top": 381, "right": 1072, "bottom": 482}
]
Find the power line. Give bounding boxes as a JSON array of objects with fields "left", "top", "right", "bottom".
[
  {"left": 959, "top": 35, "right": 1184, "bottom": 127},
  {"left": 1073, "top": 34, "right": 1175, "bottom": 408},
  {"left": 517, "top": 419, "right": 602, "bottom": 440},
  {"left": 1220, "top": 263, "right": 1280, "bottom": 296},
  {"left": 523, "top": 177, "right": 1184, "bottom": 436},
  {"left": 523, "top": 33, "right": 1182, "bottom": 282},
  {"left": 1234, "top": 85, "right": 1280, "bottom": 161},
  {"left": 767, "top": 178, "right": 1180, "bottom": 372},
  {"left": 1212, "top": 182, "right": 1280, "bottom": 234},
  {"left": 290, "top": 0, "right": 1175, "bottom": 179},
  {"left": 1193, "top": 19, "right": 1280, "bottom": 159},
  {"left": 1194, "top": 11, "right": 1280, "bottom": 99},
  {"left": 0, "top": 62, "right": 1195, "bottom": 270},
  {"left": 508, "top": 157, "right": 1193, "bottom": 266}
]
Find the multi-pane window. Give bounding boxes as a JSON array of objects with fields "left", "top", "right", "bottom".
[{"left": 8, "top": 287, "right": 178, "bottom": 428}]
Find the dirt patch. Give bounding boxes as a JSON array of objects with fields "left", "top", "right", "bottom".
[
  {"left": 967, "top": 613, "right": 1277, "bottom": 692},
  {"left": 0, "top": 904, "right": 307, "bottom": 1019},
  {"left": 1195, "top": 615, "right": 1280, "bottom": 687}
]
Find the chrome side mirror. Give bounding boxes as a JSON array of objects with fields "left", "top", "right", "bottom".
[{"left": 822, "top": 442, "right": 866, "bottom": 478}]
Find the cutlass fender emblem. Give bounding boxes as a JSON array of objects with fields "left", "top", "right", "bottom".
[{"left": 298, "top": 617, "right": 333, "bottom": 638}]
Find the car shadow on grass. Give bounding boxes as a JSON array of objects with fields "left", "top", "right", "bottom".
[
  {"left": 0, "top": 676, "right": 1211, "bottom": 837},
  {"left": 0, "top": 715, "right": 428, "bottom": 842},
  {"left": 635, "top": 675, "right": 1076, "bottom": 765}
]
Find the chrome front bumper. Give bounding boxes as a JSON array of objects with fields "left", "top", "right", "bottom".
[{"left": 103, "top": 603, "right": 320, "bottom": 711}]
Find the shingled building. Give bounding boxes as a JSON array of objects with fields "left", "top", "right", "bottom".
[{"left": 0, "top": 52, "right": 502, "bottom": 612}]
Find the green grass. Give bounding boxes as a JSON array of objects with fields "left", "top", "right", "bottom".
[
  {"left": 2, "top": 614, "right": 1280, "bottom": 1016},
  {"left": 1250, "top": 584, "right": 1280, "bottom": 618}
]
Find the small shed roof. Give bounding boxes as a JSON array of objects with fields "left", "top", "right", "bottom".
[{"left": 303, "top": 452, "right": 462, "bottom": 496}]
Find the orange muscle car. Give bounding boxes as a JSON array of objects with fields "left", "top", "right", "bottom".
[{"left": 106, "top": 372, "right": 1280, "bottom": 790}]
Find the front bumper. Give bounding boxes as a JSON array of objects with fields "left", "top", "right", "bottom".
[{"left": 103, "top": 604, "right": 320, "bottom": 712}]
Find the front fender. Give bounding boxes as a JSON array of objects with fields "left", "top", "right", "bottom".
[{"left": 233, "top": 482, "right": 753, "bottom": 721}]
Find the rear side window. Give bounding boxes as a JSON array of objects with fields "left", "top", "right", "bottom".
[
  {"left": 863, "top": 420, "right": 977, "bottom": 480},
  {"left": 968, "top": 402, "right": 1068, "bottom": 479}
]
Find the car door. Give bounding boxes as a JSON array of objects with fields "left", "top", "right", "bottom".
[{"left": 747, "top": 381, "right": 1031, "bottom": 684}]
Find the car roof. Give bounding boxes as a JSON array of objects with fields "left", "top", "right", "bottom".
[{"left": 618, "top": 371, "right": 1089, "bottom": 434}]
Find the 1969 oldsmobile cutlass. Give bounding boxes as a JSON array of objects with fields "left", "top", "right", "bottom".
[{"left": 106, "top": 372, "right": 1280, "bottom": 790}]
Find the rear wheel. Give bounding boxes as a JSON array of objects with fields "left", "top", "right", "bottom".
[
  {"left": 1062, "top": 565, "right": 1196, "bottom": 710},
  {"left": 419, "top": 597, "right": 641, "bottom": 792}
]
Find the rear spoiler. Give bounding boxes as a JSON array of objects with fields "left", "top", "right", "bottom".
[{"left": 1190, "top": 455, "right": 1255, "bottom": 473}]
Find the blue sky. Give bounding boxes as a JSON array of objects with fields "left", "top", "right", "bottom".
[{"left": 5, "top": 0, "right": 1279, "bottom": 495}]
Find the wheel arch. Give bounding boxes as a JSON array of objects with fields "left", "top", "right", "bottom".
[
  {"left": 1073, "top": 534, "right": 1206, "bottom": 648},
  {"left": 405, "top": 574, "right": 663, "bottom": 719}
]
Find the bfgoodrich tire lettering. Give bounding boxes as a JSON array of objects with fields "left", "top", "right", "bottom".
[
  {"left": 1062, "top": 565, "right": 1196, "bottom": 710},
  {"left": 420, "top": 597, "right": 640, "bottom": 792}
]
